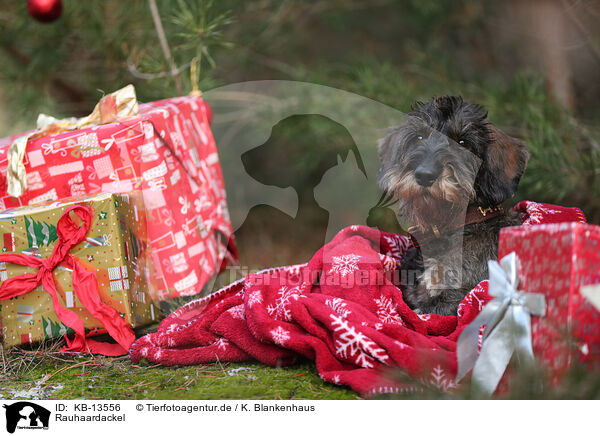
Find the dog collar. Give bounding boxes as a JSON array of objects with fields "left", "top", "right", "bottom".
[{"left": 407, "top": 204, "right": 503, "bottom": 248}]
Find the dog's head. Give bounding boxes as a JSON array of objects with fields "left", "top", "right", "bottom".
[{"left": 377, "top": 95, "right": 528, "bottom": 230}]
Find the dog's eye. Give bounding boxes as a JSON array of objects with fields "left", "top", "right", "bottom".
[{"left": 458, "top": 139, "right": 465, "bottom": 145}]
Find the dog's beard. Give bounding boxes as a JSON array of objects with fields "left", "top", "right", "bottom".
[{"left": 383, "top": 167, "right": 475, "bottom": 230}]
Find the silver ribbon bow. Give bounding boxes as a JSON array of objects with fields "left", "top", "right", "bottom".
[{"left": 456, "top": 252, "right": 546, "bottom": 396}]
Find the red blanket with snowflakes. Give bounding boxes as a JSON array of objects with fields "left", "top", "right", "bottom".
[{"left": 130, "top": 201, "right": 586, "bottom": 396}]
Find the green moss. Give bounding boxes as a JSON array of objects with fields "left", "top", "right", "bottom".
[{"left": 0, "top": 350, "right": 360, "bottom": 400}]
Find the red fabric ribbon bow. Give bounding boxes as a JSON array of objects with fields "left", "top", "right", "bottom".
[{"left": 0, "top": 204, "right": 135, "bottom": 356}]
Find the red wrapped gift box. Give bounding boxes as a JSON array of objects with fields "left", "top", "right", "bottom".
[
  {"left": 0, "top": 95, "right": 237, "bottom": 300},
  {"left": 498, "top": 222, "right": 600, "bottom": 382}
]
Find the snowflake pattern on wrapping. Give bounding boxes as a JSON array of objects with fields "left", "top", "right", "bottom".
[
  {"left": 328, "top": 254, "right": 361, "bottom": 278},
  {"left": 374, "top": 296, "right": 404, "bottom": 325},
  {"left": 266, "top": 286, "right": 301, "bottom": 322},
  {"left": 270, "top": 326, "right": 290, "bottom": 346},
  {"left": 325, "top": 297, "right": 351, "bottom": 318},
  {"left": 330, "top": 314, "right": 389, "bottom": 369}
]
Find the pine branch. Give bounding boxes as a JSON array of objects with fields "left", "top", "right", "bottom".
[{"left": 148, "top": 0, "right": 183, "bottom": 95}]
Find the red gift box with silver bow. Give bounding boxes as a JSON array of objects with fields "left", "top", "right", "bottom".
[
  {"left": 498, "top": 222, "right": 600, "bottom": 382},
  {"left": 0, "top": 88, "right": 237, "bottom": 300}
]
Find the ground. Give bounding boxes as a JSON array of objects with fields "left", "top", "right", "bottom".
[
  {"left": 0, "top": 340, "right": 360, "bottom": 400},
  {"left": 2, "top": 327, "right": 600, "bottom": 400}
]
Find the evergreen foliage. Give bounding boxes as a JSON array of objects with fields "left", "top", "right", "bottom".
[{"left": 1, "top": 1, "right": 597, "bottom": 220}]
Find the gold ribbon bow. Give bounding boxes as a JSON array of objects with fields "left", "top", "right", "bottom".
[{"left": 7, "top": 84, "right": 139, "bottom": 198}]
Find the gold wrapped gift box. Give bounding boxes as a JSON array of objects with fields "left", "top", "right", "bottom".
[{"left": 0, "top": 192, "right": 160, "bottom": 347}]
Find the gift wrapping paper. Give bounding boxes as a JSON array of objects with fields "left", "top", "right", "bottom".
[
  {"left": 0, "top": 192, "right": 159, "bottom": 347},
  {"left": 0, "top": 96, "right": 237, "bottom": 300},
  {"left": 498, "top": 222, "right": 600, "bottom": 382}
]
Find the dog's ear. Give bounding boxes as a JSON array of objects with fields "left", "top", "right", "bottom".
[
  {"left": 476, "top": 124, "right": 529, "bottom": 207},
  {"left": 377, "top": 126, "right": 402, "bottom": 164}
]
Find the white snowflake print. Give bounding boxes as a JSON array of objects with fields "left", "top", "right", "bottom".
[
  {"left": 457, "top": 283, "right": 488, "bottom": 316},
  {"left": 266, "top": 286, "right": 301, "bottom": 321},
  {"left": 379, "top": 253, "right": 398, "bottom": 271},
  {"left": 417, "top": 313, "right": 431, "bottom": 321},
  {"left": 228, "top": 305, "right": 245, "bottom": 320},
  {"left": 270, "top": 326, "right": 290, "bottom": 346},
  {"left": 328, "top": 254, "right": 361, "bottom": 278},
  {"left": 429, "top": 365, "right": 457, "bottom": 392},
  {"left": 469, "top": 291, "right": 485, "bottom": 311},
  {"left": 330, "top": 314, "right": 389, "bottom": 369},
  {"left": 214, "top": 337, "right": 230, "bottom": 351},
  {"left": 247, "top": 290, "right": 263, "bottom": 308},
  {"left": 525, "top": 203, "right": 561, "bottom": 224},
  {"left": 383, "top": 235, "right": 410, "bottom": 258},
  {"left": 332, "top": 375, "right": 341, "bottom": 385},
  {"left": 374, "top": 296, "right": 404, "bottom": 325},
  {"left": 394, "top": 340, "right": 407, "bottom": 350},
  {"left": 325, "top": 297, "right": 351, "bottom": 318}
]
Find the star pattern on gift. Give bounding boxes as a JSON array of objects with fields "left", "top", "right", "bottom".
[
  {"left": 98, "top": 211, "right": 107, "bottom": 220},
  {"left": 87, "top": 255, "right": 94, "bottom": 262},
  {"left": 10, "top": 218, "right": 16, "bottom": 225},
  {"left": 329, "top": 254, "right": 361, "bottom": 278}
]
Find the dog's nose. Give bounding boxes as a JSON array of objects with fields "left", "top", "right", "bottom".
[{"left": 414, "top": 168, "right": 439, "bottom": 187}]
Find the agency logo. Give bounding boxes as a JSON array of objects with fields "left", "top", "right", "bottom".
[{"left": 2, "top": 402, "right": 50, "bottom": 433}]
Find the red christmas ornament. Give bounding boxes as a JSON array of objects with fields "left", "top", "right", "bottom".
[{"left": 27, "top": 0, "right": 63, "bottom": 23}]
